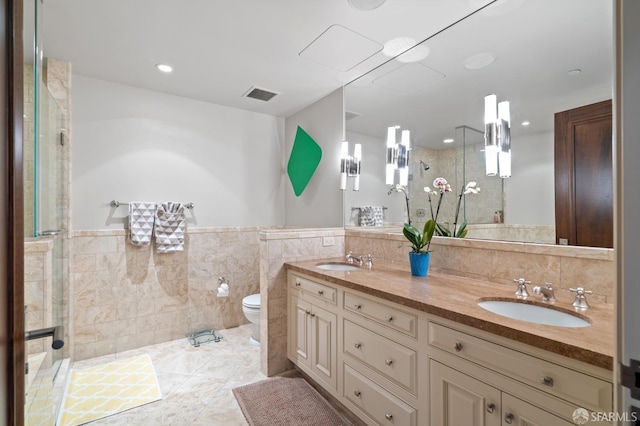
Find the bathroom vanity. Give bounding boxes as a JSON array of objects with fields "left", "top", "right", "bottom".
[{"left": 285, "top": 259, "right": 613, "bottom": 426}]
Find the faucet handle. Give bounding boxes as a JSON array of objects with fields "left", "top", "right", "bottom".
[
  {"left": 570, "top": 287, "right": 592, "bottom": 309},
  {"left": 513, "top": 278, "right": 531, "bottom": 298}
]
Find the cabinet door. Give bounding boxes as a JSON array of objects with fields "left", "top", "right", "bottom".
[
  {"left": 501, "top": 394, "right": 574, "bottom": 426},
  {"left": 430, "top": 360, "right": 501, "bottom": 426},
  {"left": 311, "top": 305, "right": 337, "bottom": 389},
  {"left": 290, "top": 295, "right": 312, "bottom": 368}
]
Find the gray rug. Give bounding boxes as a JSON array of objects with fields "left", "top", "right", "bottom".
[{"left": 232, "top": 377, "right": 352, "bottom": 426}]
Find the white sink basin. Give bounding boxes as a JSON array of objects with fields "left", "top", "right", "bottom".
[
  {"left": 315, "top": 263, "right": 360, "bottom": 271},
  {"left": 477, "top": 300, "right": 591, "bottom": 328}
]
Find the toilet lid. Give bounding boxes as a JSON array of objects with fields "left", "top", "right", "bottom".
[{"left": 243, "top": 294, "right": 261, "bottom": 308}]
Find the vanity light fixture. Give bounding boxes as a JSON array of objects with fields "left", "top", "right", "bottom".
[
  {"left": 385, "top": 127, "right": 411, "bottom": 186},
  {"left": 340, "top": 141, "right": 362, "bottom": 191},
  {"left": 484, "top": 94, "right": 511, "bottom": 178},
  {"left": 155, "top": 63, "right": 173, "bottom": 73}
]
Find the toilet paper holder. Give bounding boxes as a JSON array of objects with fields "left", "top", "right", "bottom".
[{"left": 217, "top": 276, "right": 229, "bottom": 297}]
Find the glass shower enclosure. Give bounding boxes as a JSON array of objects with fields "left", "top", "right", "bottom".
[{"left": 23, "top": 0, "right": 70, "bottom": 423}]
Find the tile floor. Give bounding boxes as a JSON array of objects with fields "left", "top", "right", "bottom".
[{"left": 67, "top": 324, "right": 266, "bottom": 425}]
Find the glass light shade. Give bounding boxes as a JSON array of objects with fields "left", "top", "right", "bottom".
[
  {"left": 340, "top": 171, "right": 347, "bottom": 190},
  {"left": 386, "top": 127, "right": 396, "bottom": 147},
  {"left": 354, "top": 143, "right": 362, "bottom": 161},
  {"left": 499, "top": 150, "right": 511, "bottom": 178},
  {"left": 386, "top": 164, "right": 395, "bottom": 185},
  {"left": 399, "top": 167, "right": 408, "bottom": 186},
  {"left": 353, "top": 175, "right": 360, "bottom": 191},
  {"left": 484, "top": 94, "right": 497, "bottom": 124},
  {"left": 485, "top": 145, "right": 498, "bottom": 176},
  {"left": 341, "top": 141, "right": 349, "bottom": 159},
  {"left": 401, "top": 130, "right": 410, "bottom": 148},
  {"left": 498, "top": 101, "right": 510, "bottom": 125}
]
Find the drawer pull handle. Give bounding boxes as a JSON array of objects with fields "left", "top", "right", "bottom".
[
  {"left": 354, "top": 390, "right": 361, "bottom": 397},
  {"left": 385, "top": 358, "right": 393, "bottom": 366},
  {"left": 385, "top": 413, "right": 393, "bottom": 421},
  {"left": 310, "top": 313, "right": 316, "bottom": 318},
  {"left": 295, "top": 281, "right": 301, "bottom": 287},
  {"left": 386, "top": 315, "right": 394, "bottom": 322},
  {"left": 318, "top": 290, "right": 324, "bottom": 296},
  {"left": 541, "top": 376, "right": 554, "bottom": 387},
  {"left": 454, "top": 342, "right": 463, "bottom": 352},
  {"left": 354, "top": 342, "right": 362, "bottom": 349},
  {"left": 504, "top": 413, "right": 514, "bottom": 424},
  {"left": 486, "top": 403, "right": 495, "bottom": 413},
  {"left": 355, "top": 304, "right": 362, "bottom": 310}
]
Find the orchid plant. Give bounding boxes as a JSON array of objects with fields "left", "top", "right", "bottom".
[{"left": 424, "top": 178, "right": 480, "bottom": 238}]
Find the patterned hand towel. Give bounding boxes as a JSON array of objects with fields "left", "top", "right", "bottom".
[
  {"left": 358, "top": 206, "right": 375, "bottom": 227},
  {"left": 154, "top": 202, "right": 186, "bottom": 253},
  {"left": 128, "top": 202, "right": 157, "bottom": 246},
  {"left": 358, "top": 206, "right": 384, "bottom": 227}
]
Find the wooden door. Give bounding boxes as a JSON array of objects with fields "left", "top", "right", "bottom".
[
  {"left": 290, "top": 295, "right": 312, "bottom": 367},
  {"left": 430, "top": 360, "right": 501, "bottom": 426},
  {"left": 555, "top": 100, "right": 613, "bottom": 248}
]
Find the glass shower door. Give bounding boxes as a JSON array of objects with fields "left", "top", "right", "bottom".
[{"left": 23, "top": 0, "right": 69, "bottom": 423}]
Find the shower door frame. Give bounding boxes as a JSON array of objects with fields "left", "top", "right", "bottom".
[{"left": 3, "top": 0, "right": 26, "bottom": 423}]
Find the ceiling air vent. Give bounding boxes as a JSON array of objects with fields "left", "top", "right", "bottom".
[{"left": 243, "top": 86, "right": 279, "bottom": 102}]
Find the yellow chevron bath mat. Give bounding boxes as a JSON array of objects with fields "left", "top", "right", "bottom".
[{"left": 56, "top": 354, "right": 162, "bottom": 426}]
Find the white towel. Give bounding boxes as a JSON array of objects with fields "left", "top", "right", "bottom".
[
  {"left": 154, "top": 202, "right": 186, "bottom": 253},
  {"left": 128, "top": 202, "right": 157, "bottom": 246}
]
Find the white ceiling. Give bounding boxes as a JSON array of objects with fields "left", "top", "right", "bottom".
[{"left": 41, "top": 0, "right": 495, "bottom": 118}]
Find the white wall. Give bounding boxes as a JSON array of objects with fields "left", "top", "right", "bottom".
[
  {"left": 344, "top": 131, "right": 406, "bottom": 225},
  {"left": 72, "top": 75, "right": 285, "bottom": 229},
  {"left": 504, "top": 130, "right": 555, "bottom": 226},
  {"left": 284, "top": 88, "right": 344, "bottom": 227}
]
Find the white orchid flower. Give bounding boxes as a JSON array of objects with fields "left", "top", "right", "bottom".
[{"left": 433, "top": 177, "right": 448, "bottom": 188}]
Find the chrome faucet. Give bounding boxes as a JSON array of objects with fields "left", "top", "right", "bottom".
[
  {"left": 346, "top": 251, "right": 363, "bottom": 267},
  {"left": 532, "top": 282, "right": 557, "bottom": 302},
  {"left": 513, "top": 278, "right": 531, "bottom": 298}
]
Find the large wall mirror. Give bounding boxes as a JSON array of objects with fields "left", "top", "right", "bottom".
[{"left": 344, "top": 0, "right": 613, "bottom": 246}]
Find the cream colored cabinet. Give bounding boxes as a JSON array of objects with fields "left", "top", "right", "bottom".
[
  {"left": 288, "top": 278, "right": 338, "bottom": 391},
  {"left": 286, "top": 270, "right": 613, "bottom": 426},
  {"left": 428, "top": 320, "right": 612, "bottom": 425},
  {"left": 430, "top": 360, "right": 501, "bottom": 426},
  {"left": 430, "top": 360, "right": 573, "bottom": 426}
]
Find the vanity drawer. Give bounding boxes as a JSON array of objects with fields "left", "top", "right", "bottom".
[
  {"left": 344, "top": 320, "right": 417, "bottom": 393},
  {"left": 428, "top": 322, "right": 612, "bottom": 412},
  {"left": 344, "top": 364, "right": 416, "bottom": 426},
  {"left": 292, "top": 275, "right": 337, "bottom": 305},
  {"left": 344, "top": 292, "right": 417, "bottom": 338}
]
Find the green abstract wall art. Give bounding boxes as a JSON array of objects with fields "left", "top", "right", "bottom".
[{"left": 287, "top": 126, "right": 322, "bottom": 196}]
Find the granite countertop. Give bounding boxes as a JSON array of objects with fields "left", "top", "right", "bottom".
[{"left": 285, "top": 258, "right": 614, "bottom": 371}]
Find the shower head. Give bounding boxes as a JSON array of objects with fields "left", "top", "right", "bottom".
[{"left": 420, "top": 160, "right": 430, "bottom": 171}]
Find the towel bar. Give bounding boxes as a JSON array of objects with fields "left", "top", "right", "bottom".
[
  {"left": 111, "top": 200, "right": 195, "bottom": 209},
  {"left": 351, "top": 206, "right": 387, "bottom": 211}
]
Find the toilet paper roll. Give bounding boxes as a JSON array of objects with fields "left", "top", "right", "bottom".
[{"left": 217, "top": 286, "right": 229, "bottom": 297}]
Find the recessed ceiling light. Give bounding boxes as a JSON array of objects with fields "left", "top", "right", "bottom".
[
  {"left": 156, "top": 63, "right": 173, "bottom": 73},
  {"left": 464, "top": 52, "right": 495, "bottom": 70},
  {"left": 566, "top": 68, "right": 582, "bottom": 76},
  {"left": 347, "top": 0, "right": 386, "bottom": 10},
  {"left": 397, "top": 45, "right": 430, "bottom": 63},
  {"left": 443, "top": 138, "right": 454, "bottom": 143},
  {"left": 521, "top": 121, "right": 530, "bottom": 126},
  {"left": 383, "top": 37, "right": 417, "bottom": 57}
]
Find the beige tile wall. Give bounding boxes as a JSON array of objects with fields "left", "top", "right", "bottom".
[
  {"left": 69, "top": 227, "right": 261, "bottom": 361},
  {"left": 346, "top": 229, "right": 615, "bottom": 303},
  {"left": 259, "top": 228, "right": 345, "bottom": 376},
  {"left": 24, "top": 239, "right": 53, "bottom": 355}
]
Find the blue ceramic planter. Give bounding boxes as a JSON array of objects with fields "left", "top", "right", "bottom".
[{"left": 409, "top": 252, "right": 430, "bottom": 277}]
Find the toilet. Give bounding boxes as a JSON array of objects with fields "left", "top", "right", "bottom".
[{"left": 242, "top": 293, "right": 261, "bottom": 345}]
